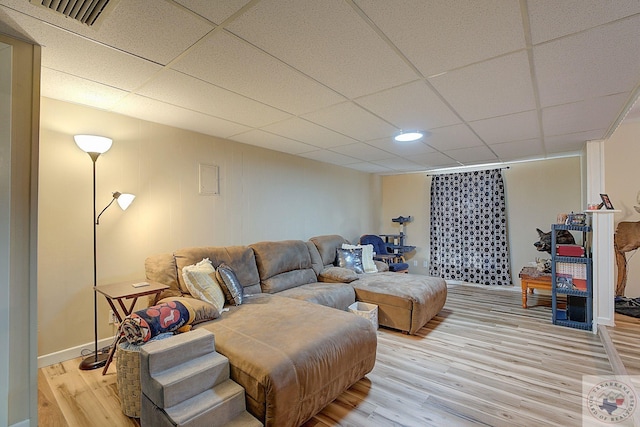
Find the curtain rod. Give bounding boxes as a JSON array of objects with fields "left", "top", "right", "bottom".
[{"left": 426, "top": 166, "right": 510, "bottom": 176}]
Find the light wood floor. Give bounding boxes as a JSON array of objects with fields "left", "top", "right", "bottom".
[{"left": 39, "top": 284, "right": 639, "bottom": 427}]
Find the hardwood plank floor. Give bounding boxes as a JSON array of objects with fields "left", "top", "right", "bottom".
[{"left": 39, "top": 284, "right": 634, "bottom": 426}]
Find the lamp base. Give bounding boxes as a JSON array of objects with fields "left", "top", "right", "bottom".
[{"left": 79, "top": 351, "right": 109, "bottom": 370}]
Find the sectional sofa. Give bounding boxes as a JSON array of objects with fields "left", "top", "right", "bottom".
[{"left": 143, "top": 234, "right": 447, "bottom": 426}]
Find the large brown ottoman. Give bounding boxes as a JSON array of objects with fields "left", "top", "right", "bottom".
[{"left": 352, "top": 272, "right": 447, "bottom": 334}]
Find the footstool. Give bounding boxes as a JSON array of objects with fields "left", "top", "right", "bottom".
[{"left": 352, "top": 272, "right": 447, "bottom": 334}]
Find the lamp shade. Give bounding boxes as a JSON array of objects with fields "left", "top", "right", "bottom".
[
  {"left": 116, "top": 193, "right": 135, "bottom": 210},
  {"left": 74, "top": 135, "right": 113, "bottom": 154}
]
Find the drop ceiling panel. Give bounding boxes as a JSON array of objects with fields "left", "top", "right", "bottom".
[
  {"left": 429, "top": 51, "right": 536, "bottom": 122},
  {"left": 534, "top": 16, "right": 640, "bottom": 108},
  {"left": 354, "top": 0, "right": 526, "bottom": 77},
  {"left": 345, "top": 162, "right": 394, "bottom": 173},
  {"left": 113, "top": 95, "right": 251, "bottom": 138},
  {"left": 330, "top": 143, "right": 395, "bottom": 162},
  {"left": 84, "top": 0, "right": 214, "bottom": 65},
  {"left": 231, "top": 130, "right": 317, "bottom": 154},
  {"left": 173, "top": 31, "right": 344, "bottom": 115},
  {"left": 302, "top": 102, "right": 397, "bottom": 141},
  {"left": 527, "top": 0, "right": 640, "bottom": 44},
  {"left": 356, "top": 80, "right": 461, "bottom": 130},
  {"left": 545, "top": 130, "right": 605, "bottom": 154},
  {"left": 41, "top": 68, "right": 128, "bottom": 111},
  {"left": 425, "top": 124, "right": 484, "bottom": 151},
  {"left": 261, "top": 118, "right": 358, "bottom": 149},
  {"left": 367, "top": 138, "right": 436, "bottom": 157},
  {"left": 445, "top": 146, "right": 498, "bottom": 164},
  {"left": 410, "top": 152, "right": 458, "bottom": 168},
  {"left": 371, "top": 157, "right": 423, "bottom": 172},
  {"left": 542, "top": 93, "right": 629, "bottom": 137},
  {"left": 138, "top": 70, "right": 291, "bottom": 127},
  {"left": 469, "top": 110, "right": 540, "bottom": 144},
  {"left": 174, "top": 0, "right": 254, "bottom": 25},
  {"left": 226, "top": 0, "right": 417, "bottom": 98},
  {"left": 489, "top": 138, "right": 545, "bottom": 160},
  {"left": 2, "top": 9, "right": 161, "bottom": 90},
  {"left": 298, "top": 150, "right": 360, "bottom": 166}
]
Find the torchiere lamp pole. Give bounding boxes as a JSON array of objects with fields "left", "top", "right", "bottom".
[{"left": 73, "top": 135, "right": 135, "bottom": 370}]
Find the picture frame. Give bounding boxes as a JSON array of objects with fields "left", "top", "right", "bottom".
[{"left": 600, "top": 193, "right": 614, "bottom": 210}]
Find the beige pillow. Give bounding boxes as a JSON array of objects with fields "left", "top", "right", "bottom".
[
  {"left": 342, "top": 243, "right": 377, "bottom": 273},
  {"left": 181, "top": 258, "right": 225, "bottom": 312}
]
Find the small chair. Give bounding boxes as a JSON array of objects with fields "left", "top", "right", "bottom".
[{"left": 360, "top": 234, "right": 409, "bottom": 272}]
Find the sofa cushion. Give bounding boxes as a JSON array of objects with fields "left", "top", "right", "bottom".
[
  {"left": 174, "top": 246, "right": 262, "bottom": 296},
  {"left": 309, "top": 235, "right": 348, "bottom": 268},
  {"left": 145, "top": 253, "right": 183, "bottom": 305},
  {"left": 276, "top": 282, "right": 356, "bottom": 310},
  {"left": 250, "top": 240, "right": 317, "bottom": 294},
  {"left": 306, "top": 241, "right": 324, "bottom": 276},
  {"left": 318, "top": 266, "right": 358, "bottom": 283}
]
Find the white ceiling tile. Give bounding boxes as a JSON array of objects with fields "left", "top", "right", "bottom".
[
  {"left": 261, "top": 118, "right": 357, "bottom": 149},
  {"left": 371, "top": 157, "right": 423, "bottom": 172},
  {"left": 330, "top": 143, "right": 395, "bottom": 162},
  {"left": 527, "top": 0, "right": 640, "bottom": 44},
  {"left": 542, "top": 93, "right": 629, "bottom": 137},
  {"left": 231, "top": 130, "right": 317, "bottom": 154},
  {"left": 545, "top": 130, "right": 605, "bottom": 154},
  {"left": 354, "top": 0, "right": 526, "bottom": 76},
  {"left": 302, "top": 102, "right": 397, "bottom": 141},
  {"left": 356, "top": 80, "right": 461, "bottom": 130},
  {"left": 489, "top": 138, "right": 545, "bottom": 160},
  {"left": 429, "top": 51, "right": 536, "bottom": 121},
  {"left": 469, "top": 110, "right": 540, "bottom": 144},
  {"left": 298, "top": 150, "right": 360, "bottom": 166},
  {"left": 41, "top": 68, "right": 128, "bottom": 110},
  {"left": 88, "top": 0, "right": 214, "bottom": 65},
  {"left": 410, "top": 152, "right": 459, "bottom": 168},
  {"left": 344, "top": 162, "right": 394, "bottom": 173},
  {"left": 425, "top": 124, "right": 484, "bottom": 151},
  {"left": 112, "top": 95, "right": 251, "bottom": 138},
  {"left": 534, "top": 16, "right": 640, "bottom": 108},
  {"left": 367, "top": 137, "right": 436, "bottom": 157},
  {"left": 138, "top": 70, "right": 291, "bottom": 127},
  {"left": 174, "top": 0, "right": 254, "bottom": 24},
  {"left": 1, "top": 9, "right": 162, "bottom": 91},
  {"left": 173, "top": 31, "right": 344, "bottom": 115},
  {"left": 226, "top": 0, "right": 417, "bottom": 98},
  {"left": 445, "top": 146, "right": 498, "bottom": 164}
]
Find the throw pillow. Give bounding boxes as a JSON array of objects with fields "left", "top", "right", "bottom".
[
  {"left": 318, "top": 266, "right": 358, "bottom": 283},
  {"left": 181, "top": 258, "right": 226, "bottom": 312},
  {"left": 335, "top": 247, "right": 364, "bottom": 274},
  {"left": 215, "top": 263, "right": 244, "bottom": 306},
  {"left": 342, "top": 243, "right": 377, "bottom": 273},
  {"left": 158, "top": 296, "right": 219, "bottom": 324}
]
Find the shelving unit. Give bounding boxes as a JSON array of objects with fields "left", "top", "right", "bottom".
[{"left": 551, "top": 223, "right": 593, "bottom": 330}]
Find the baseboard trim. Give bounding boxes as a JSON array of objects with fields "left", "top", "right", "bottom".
[
  {"left": 38, "top": 336, "right": 115, "bottom": 368},
  {"left": 9, "top": 419, "right": 30, "bottom": 427},
  {"left": 597, "top": 324, "right": 628, "bottom": 376}
]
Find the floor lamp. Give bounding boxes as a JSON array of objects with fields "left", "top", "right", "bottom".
[{"left": 75, "top": 135, "right": 136, "bottom": 370}]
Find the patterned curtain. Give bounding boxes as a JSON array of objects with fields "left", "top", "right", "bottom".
[{"left": 429, "top": 169, "right": 511, "bottom": 286}]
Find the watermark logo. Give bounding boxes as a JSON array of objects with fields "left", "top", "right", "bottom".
[{"left": 583, "top": 376, "right": 638, "bottom": 425}]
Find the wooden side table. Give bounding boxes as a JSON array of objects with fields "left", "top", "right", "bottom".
[
  {"left": 519, "top": 267, "right": 552, "bottom": 308},
  {"left": 95, "top": 280, "right": 169, "bottom": 375}
]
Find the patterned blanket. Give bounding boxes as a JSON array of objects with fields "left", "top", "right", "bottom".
[{"left": 120, "top": 300, "right": 195, "bottom": 345}]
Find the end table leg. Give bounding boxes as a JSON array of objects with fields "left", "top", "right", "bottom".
[{"left": 521, "top": 283, "right": 528, "bottom": 308}]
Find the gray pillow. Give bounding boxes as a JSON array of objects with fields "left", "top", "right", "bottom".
[
  {"left": 215, "top": 263, "right": 244, "bottom": 306},
  {"left": 335, "top": 248, "right": 364, "bottom": 274}
]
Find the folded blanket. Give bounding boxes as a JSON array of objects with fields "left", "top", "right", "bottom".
[{"left": 120, "top": 300, "right": 195, "bottom": 345}]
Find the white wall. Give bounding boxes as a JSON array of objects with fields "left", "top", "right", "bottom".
[
  {"left": 604, "top": 118, "right": 640, "bottom": 297},
  {"left": 38, "top": 97, "right": 381, "bottom": 356},
  {"left": 380, "top": 157, "right": 583, "bottom": 284}
]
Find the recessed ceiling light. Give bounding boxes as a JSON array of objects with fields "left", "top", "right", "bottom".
[{"left": 394, "top": 131, "right": 426, "bottom": 142}]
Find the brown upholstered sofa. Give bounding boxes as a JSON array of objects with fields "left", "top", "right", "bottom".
[{"left": 144, "top": 234, "right": 446, "bottom": 426}]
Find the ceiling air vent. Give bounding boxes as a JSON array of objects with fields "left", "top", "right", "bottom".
[{"left": 30, "top": 0, "right": 121, "bottom": 27}]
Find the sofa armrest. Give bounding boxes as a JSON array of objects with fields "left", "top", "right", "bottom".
[{"left": 374, "top": 260, "right": 389, "bottom": 272}]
